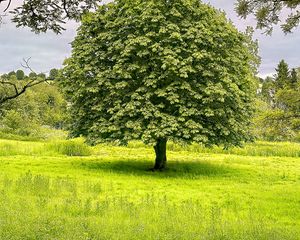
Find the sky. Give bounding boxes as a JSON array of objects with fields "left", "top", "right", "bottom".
[{"left": 0, "top": 1, "right": 299, "bottom": 77}]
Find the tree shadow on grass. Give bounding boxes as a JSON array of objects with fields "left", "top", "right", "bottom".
[{"left": 73, "top": 159, "right": 240, "bottom": 179}]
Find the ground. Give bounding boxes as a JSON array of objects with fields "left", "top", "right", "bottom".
[{"left": 0, "top": 139, "right": 299, "bottom": 239}]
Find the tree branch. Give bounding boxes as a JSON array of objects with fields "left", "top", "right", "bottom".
[{"left": 0, "top": 58, "right": 53, "bottom": 105}]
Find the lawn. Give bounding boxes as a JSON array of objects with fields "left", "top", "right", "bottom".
[{"left": 0, "top": 139, "right": 299, "bottom": 239}]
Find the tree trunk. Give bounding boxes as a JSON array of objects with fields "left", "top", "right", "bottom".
[{"left": 153, "top": 138, "right": 167, "bottom": 170}]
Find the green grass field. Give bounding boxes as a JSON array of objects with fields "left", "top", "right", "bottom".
[{"left": 0, "top": 138, "right": 299, "bottom": 239}]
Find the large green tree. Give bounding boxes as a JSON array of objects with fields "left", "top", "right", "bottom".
[
  {"left": 62, "top": 0, "right": 258, "bottom": 170},
  {"left": 236, "top": 0, "right": 300, "bottom": 34}
]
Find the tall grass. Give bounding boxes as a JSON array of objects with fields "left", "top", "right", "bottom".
[
  {"left": 127, "top": 141, "right": 300, "bottom": 158},
  {"left": 0, "top": 138, "right": 299, "bottom": 158},
  {"left": 46, "top": 139, "right": 93, "bottom": 156},
  {"left": 0, "top": 172, "right": 297, "bottom": 240},
  {"left": 0, "top": 138, "right": 299, "bottom": 239},
  {"left": 0, "top": 138, "right": 93, "bottom": 156},
  {"left": 0, "top": 128, "right": 67, "bottom": 142}
]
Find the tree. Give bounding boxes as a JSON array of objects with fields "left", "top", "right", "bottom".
[
  {"left": 49, "top": 69, "right": 59, "bottom": 80},
  {"left": 236, "top": 0, "right": 300, "bottom": 34},
  {"left": 290, "top": 68, "right": 298, "bottom": 89},
  {"left": 253, "top": 61, "right": 300, "bottom": 142},
  {"left": 16, "top": 69, "right": 25, "bottom": 80},
  {"left": 7, "top": 71, "right": 16, "bottom": 78},
  {"left": 260, "top": 76, "right": 275, "bottom": 106},
  {"left": 274, "top": 60, "right": 289, "bottom": 90},
  {"left": 62, "top": 0, "right": 258, "bottom": 170},
  {"left": 0, "top": 0, "right": 101, "bottom": 34}
]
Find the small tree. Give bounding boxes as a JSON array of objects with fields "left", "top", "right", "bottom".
[
  {"left": 290, "top": 68, "right": 298, "bottom": 89},
  {"left": 49, "top": 69, "right": 59, "bottom": 80},
  {"left": 62, "top": 0, "right": 258, "bottom": 170},
  {"left": 16, "top": 70, "right": 25, "bottom": 80},
  {"left": 274, "top": 60, "right": 290, "bottom": 90}
]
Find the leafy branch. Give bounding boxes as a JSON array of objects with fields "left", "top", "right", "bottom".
[{"left": 0, "top": 0, "right": 101, "bottom": 34}]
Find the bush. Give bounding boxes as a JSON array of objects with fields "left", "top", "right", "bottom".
[{"left": 0, "top": 110, "right": 41, "bottom": 136}]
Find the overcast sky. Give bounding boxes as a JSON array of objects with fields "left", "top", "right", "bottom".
[{"left": 0, "top": 0, "right": 299, "bottom": 77}]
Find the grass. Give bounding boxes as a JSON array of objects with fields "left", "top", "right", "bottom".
[{"left": 0, "top": 138, "right": 299, "bottom": 239}]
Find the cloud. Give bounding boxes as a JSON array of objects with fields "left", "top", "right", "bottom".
[{"left": 0, "top": 19, "right": 78, "bottom": 74}]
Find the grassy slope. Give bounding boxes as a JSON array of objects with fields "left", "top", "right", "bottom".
[{"left": 0, "top": 139, "right": 299, "bottom": 239}]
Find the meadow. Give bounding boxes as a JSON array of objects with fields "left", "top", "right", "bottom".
[{"left": 0, "top": 138, "right": 299, "bottom": 240}]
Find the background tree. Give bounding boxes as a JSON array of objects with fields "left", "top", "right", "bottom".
[
  {"left": 49, "top": 68, "right": 59, "bottom": 80},
  {"left": 0, "top": 0, "right": 101, "bottom": 33},
  {"left": 7, "top": 71, "right": 16, "bottom": 78},
  {"left": 62, "top": 0, "right": 258, "bottom": 170},
  {"left": 253, "top": 60, "right": 300, "bottom": 141},
  {"left": 0, "top": 59, "right": 53, "bottom": 105},
  {"left": 290, "top": 68, "right": 298, "bottom": 88},
  {"left": 275, "top": 60, "right": 290, "bottom": 91},
  {"left": 0, "top": 79, "right": 67, "bottom": 137},
  {"left": 236, "top": 0, "right": 300, "bottom": 34},
  {"left": 260, "top": 76, "right": 275, "bottom": 106},
  {"left": 16, "top": 69, "right": 25, "bottom": 80}
]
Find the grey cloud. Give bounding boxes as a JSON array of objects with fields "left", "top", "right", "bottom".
[{"left": 0, "top": 20, "right": 77, "bottom": 74}]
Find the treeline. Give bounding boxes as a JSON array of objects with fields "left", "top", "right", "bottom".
[
  {"left": 254, "top": 60, "right": 300, "bottom": 141},
  {"left": 0, "top": 61, "right": 299, "bottom": 142},
  {"left": 0, "top": 69, "right": 67, "bottom": 139}
]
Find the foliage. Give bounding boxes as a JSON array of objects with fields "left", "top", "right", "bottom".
[
  {"left": 0, "top": 0, "right": 101, "bottom": 34},
  {"left": 62, "top": 0, "right": 258, "bottom": 169},
  {"left": 274, "top": 60, "right": 290, "bottom": 90},
  {"left": 0, "top": 109, "right": 41, "bottom": 136},
  {"left": 259, "top": 76, "right": 275, "bottom": 106},
  {"left": 290, "top": 68, "right": 298, "bottom": 88},
  {"left": 0, "top": 138, "right": 299, "bottom": 239},
  {"left": 0, "top": 70, "right": 50, "bottom": 105},
  {"left": 255, "top": 60, "right": 300, "bottom": 141},
  {"left": 16, "top": 69, "right": 25, "bottom": 80},
  {"left": 236, "top": 0, "right": 300, "bottom": 34},
  {"left": 0, "top": 72, "right": 67, "bottom": 138}
]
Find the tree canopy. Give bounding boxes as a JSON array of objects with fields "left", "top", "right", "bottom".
[
  {"left": 62, "top": 0, "right": 258, "bottom": 169},
  {"left": 236, "top": 0, "right": 300, "bottom": 34}
]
